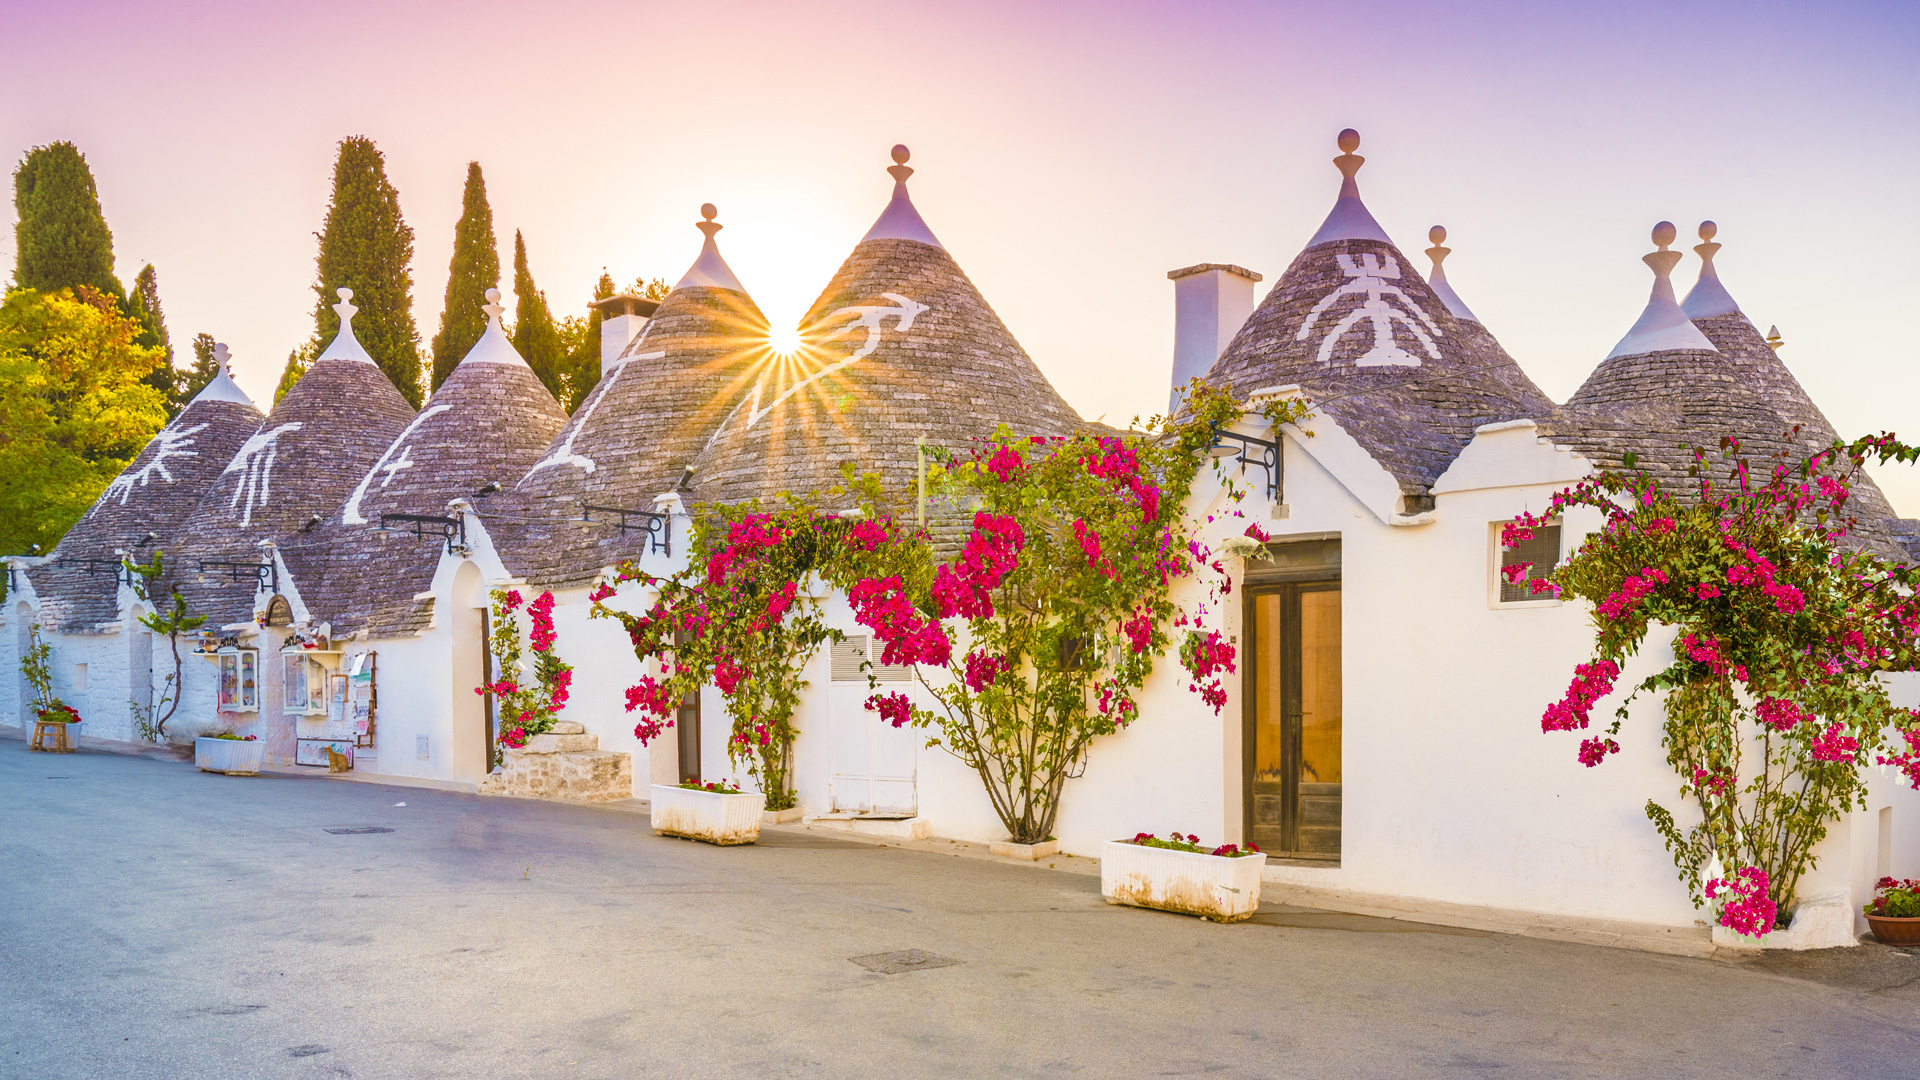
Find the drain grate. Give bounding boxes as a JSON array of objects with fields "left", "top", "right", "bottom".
[
  {"left": 849, "top": 949, "right": 960, "bottom": 974},
  {"left": 324, "top": 826, "right": 394, "bottom": 835}
]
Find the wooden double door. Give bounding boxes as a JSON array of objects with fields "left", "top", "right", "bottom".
[{"left": 1245, "top": 579, "right": 1342, "bottom": 861}]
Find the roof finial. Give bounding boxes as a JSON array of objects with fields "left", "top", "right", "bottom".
[
  {"left": 213, "top": 342, "right": 231, "bottom": 375},
  {"left": 1645, "top": 221, "right": 1682, "bottom": 278},
  {"left": 859, "top": 144, "right": 943, "bottom": 248},
  {"left": 1605, "top": 221, "right": 1718, "bottom": 358},
  {"left": 1304, "top": 128, "right": 1392, "bottom": 248},
  {"left": 697, "top": 203, "right": 721, "bottom": 241},
  {"left": 1334, "top": 128, "right": 1364, "bottom": 182},
  {"left": 1423, "top": 225, "right": 1478, "bottom": 323},
  {"left": 1766, "top": 324, "right": 1785, "bottom": 352},
  {"left": 483, "top": 287, "right": 506, "bottom": 329},
  {"left": 333, "top": 286, "right": 358, "bottom": 324},
  {"left": 1680, "top": 218, "right": 1740, "bottom": 319}
]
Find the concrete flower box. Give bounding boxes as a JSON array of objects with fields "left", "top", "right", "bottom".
[
  {"left": 1100, "top": 839, "right": 1266, "bottom": 922},
  {"left": 195, "top": 737, "right": 265, "bottom": 776},
  {"left": 650, "top": 784, "right": 766, "bottom": 845}
]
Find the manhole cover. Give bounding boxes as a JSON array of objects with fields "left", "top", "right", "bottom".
[
  {"left": 324, "top": 827, "right": 394, "bottom": 835},
  {"left": 849, "top": 949, "right": 960, "bottom": 974}
]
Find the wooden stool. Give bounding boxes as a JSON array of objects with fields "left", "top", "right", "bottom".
[{"left": 30, "top": 721, "right": 73, "bottom": 753}]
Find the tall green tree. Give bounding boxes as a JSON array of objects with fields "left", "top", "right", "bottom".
[
  {"left": 174, "top": 331, "right": 222, "bottom": 408},
  {"left": 12, "top": 142, "right": 124, "bottom": 302},
  {"left": 429, "top": 162, "right": 500, "bottom": 391},
  {"left": 510, "top": 230, "right": 566, "bottom": 403},
  {"left": 0, "top": 286, "right": 167, "bottom": 555},
  {"left": 306, "top": 136, "right": 423, "bottom": 407},
  {"left": 126, "top": 263, "right": 178, "bottom": 411},
  {"left": 274, "top": 341, "right": 317, "bottom": 405}
]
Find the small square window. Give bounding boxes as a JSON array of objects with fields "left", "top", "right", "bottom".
[{"left": 1497, "top": 522, "right": 1562, "bottom": 603}]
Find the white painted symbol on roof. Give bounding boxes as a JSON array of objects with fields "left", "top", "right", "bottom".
[
  {"left": 524, "top": 352, "right": 664, "bottom": 477},
  {"left": 221, "top": 423, "right": 303, "bottom": 528},
  {"left": 1296, "top": 253, "right": 1442, "bottom": 367},
  {"left": 711, "top": 293, "right": 929, "bottom": 446},
  {"left": 342, "top": 405, "right": 453, "bottom": 524},
  {"left": 95, "top": 422, "right": 208, "bottom": 512}
]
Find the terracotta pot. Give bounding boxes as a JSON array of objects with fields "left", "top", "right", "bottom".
[{"left": 1865, "top": 913, "right": 1920, "bottom": 946}]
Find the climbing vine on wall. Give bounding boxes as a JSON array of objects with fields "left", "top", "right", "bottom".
[
  {"left": 477, "top": 588, "right": 573, "bottom": 764},
  {"left": 1513, "top": 433, "right": 1920, "bottom": 935}
]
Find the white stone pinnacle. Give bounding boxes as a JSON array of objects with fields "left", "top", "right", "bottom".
[
  {"left": 1304, "top": 128, "right": 1394, "bottom": 249},
  {"left": 1607, "top": 221, "right": 1718, "bottom": 358},
  {"left": 860, "top": 143, "right": 944, "bottom": 249},
  {"left": 1424, "top": 225, "right": 1479, "bottom": 323},
  {"left": 676, "top": 203, "right": 750, "bottom": 292},
  {"left": 317, "top": 286, "right": 377, "bottom": 365},
  {"left": 1680, "top": 218, "right": 1741, "bottom": 320}
]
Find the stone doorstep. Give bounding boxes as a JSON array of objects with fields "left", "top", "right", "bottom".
[
  {"left": 547, "top": 721, "right": 587, "bottom": 735},
  {"left": 520, "top": 732, "right": 600, "bottom": 754},
  {"left": 989, "top": 839, "right": 1059, "bottom": 861},
  {"left": 762, "top": 807, "right": 805, "bottom": 825},
  {"left": 804, "top": 814, "right": 933, "bottom": 840}
]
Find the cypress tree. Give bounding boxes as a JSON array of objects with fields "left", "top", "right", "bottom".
[
  {"left": 126, "top": 264, "right": 177, "bottom": 412},
  {"left": 306, "top": 136, "right": 424, "bottom": 407},
  {"left": 428, "top": 162, "right": 499, "bottom": 390},
  {"left": 509, "top": 230, "right": 566, "bottom": 403},
  {"left": 174, "top": 331, "right": 222, "bottom": 407},
  {"left": 12, "top": 142, "right": 124, "bottom": 301}
]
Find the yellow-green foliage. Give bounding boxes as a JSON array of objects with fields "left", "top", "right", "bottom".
[{"left": 0, "top": 286, "right": 167, "bottom": 555}]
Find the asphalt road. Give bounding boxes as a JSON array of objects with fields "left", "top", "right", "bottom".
[{"left": 3, "top": 742, "right": 1916, "bottom": 1079}]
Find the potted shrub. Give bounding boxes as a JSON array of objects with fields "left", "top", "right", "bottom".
[
  {"left": 650, "top": 779, "right": 766, "bottom": 846},
  {"left": 1101, "top": 831, "right": 1267, "bottom": 923},
  {"left": 1864, "top": 877, "right": 1920, "bottom": 945},
  {"left": 195, "top": 731, "right": 264, "bottom": 776}
]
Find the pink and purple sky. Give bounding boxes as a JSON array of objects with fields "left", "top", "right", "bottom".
[{"left": 5, "top": 0, "right": 1919, "bottom": 506}]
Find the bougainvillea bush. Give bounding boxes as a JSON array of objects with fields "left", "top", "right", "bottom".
[
  {"left": 1510, "top": 434, "right": 1920, "bottom": 934},
  {"left": 592, "top": 488, "right": 909, "bottom": 810},
  {"left": 596, "top": 379, "right": 1303, "bottom": 841},
  {"left": 476, "top": 588, "right": 574, "bottom": 765},
  {"left": 850, "top": 382, "right": 1298, "bottom": 844}
]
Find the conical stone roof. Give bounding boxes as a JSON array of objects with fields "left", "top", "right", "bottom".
[
  {"left": 169, "top": 291, "right": 417, "bottom": 625},
  {"left": 31, "top": 348, "right": 265, "bottom": 630},
  {"left": 1538, "top": 223, "right": 1904, "bottom": 556},
  {"left": 502, "top": 206, "right": 774, "bottom": 587},
  {"left": 283, "top": 290, "right": 570, "bottom": 637},
  {"left": 1205, "top": 131, "right": 1554, "bottom": 506},
  {"left": 689, "top": 146, "right": 1082, "bottom": 511}
]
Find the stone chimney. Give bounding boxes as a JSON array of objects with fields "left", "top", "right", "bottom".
[
  {"left": 1167, "top": 263, "right": 1260, "bottom": 413},
  {"left": 588, "top": 293, "right": 662, "bottom": 369}
]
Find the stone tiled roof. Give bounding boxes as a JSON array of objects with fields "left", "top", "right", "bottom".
[
  {"left": 33, "top": 394, "right": 265, "bottom": 632},
  {"left": 500, "top": 281, "right": 775, "bottom": 588},
  {"left": 283, "top": 339, "right": 570, "bottom": 638},
  {"left": 167, "top": 356, "right": 416, "bottom": 627},
  {"left": 689, "top": 236, "right": 1083, "bottom": 511},
  {"left": 1539, "top": 312, "right": 1905, "bottom": 558},
  {"left": 1206, "top": 236, "right": 1555, "bottom": 505}
]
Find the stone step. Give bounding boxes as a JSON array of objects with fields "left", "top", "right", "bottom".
[
  {"left": 548, "top": 721, "right": 587, "bottom": 735},
  {"left": 521, "top": 732, "right": 599, "bottom": 754}
]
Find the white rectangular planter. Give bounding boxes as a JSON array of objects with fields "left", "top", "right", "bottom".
[
  {"left": 1101, "top": 840, "right": 1266, "bottom": 922},
  {"left": 195, "top": 737, "right": 265, "bottom": 776},
  {"left": 650, "top": 784, "right": 767, "bottom": 846}
]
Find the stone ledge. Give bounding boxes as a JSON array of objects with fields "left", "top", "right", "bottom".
[{"left": 805, "top": 814, "right": 932, "bottom": 840}]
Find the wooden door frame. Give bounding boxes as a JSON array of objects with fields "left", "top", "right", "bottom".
[{"left": 1241, "top": 559, "right": 1340, "bottom": 863}]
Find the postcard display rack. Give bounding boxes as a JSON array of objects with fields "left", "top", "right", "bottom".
[{"left": 290, "top": 641, "right": 359, "bottom": 768}]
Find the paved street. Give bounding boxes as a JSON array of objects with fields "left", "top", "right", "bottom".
[{"left": 2, "top": 742, "right": 1916, "bottom": 1079}]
